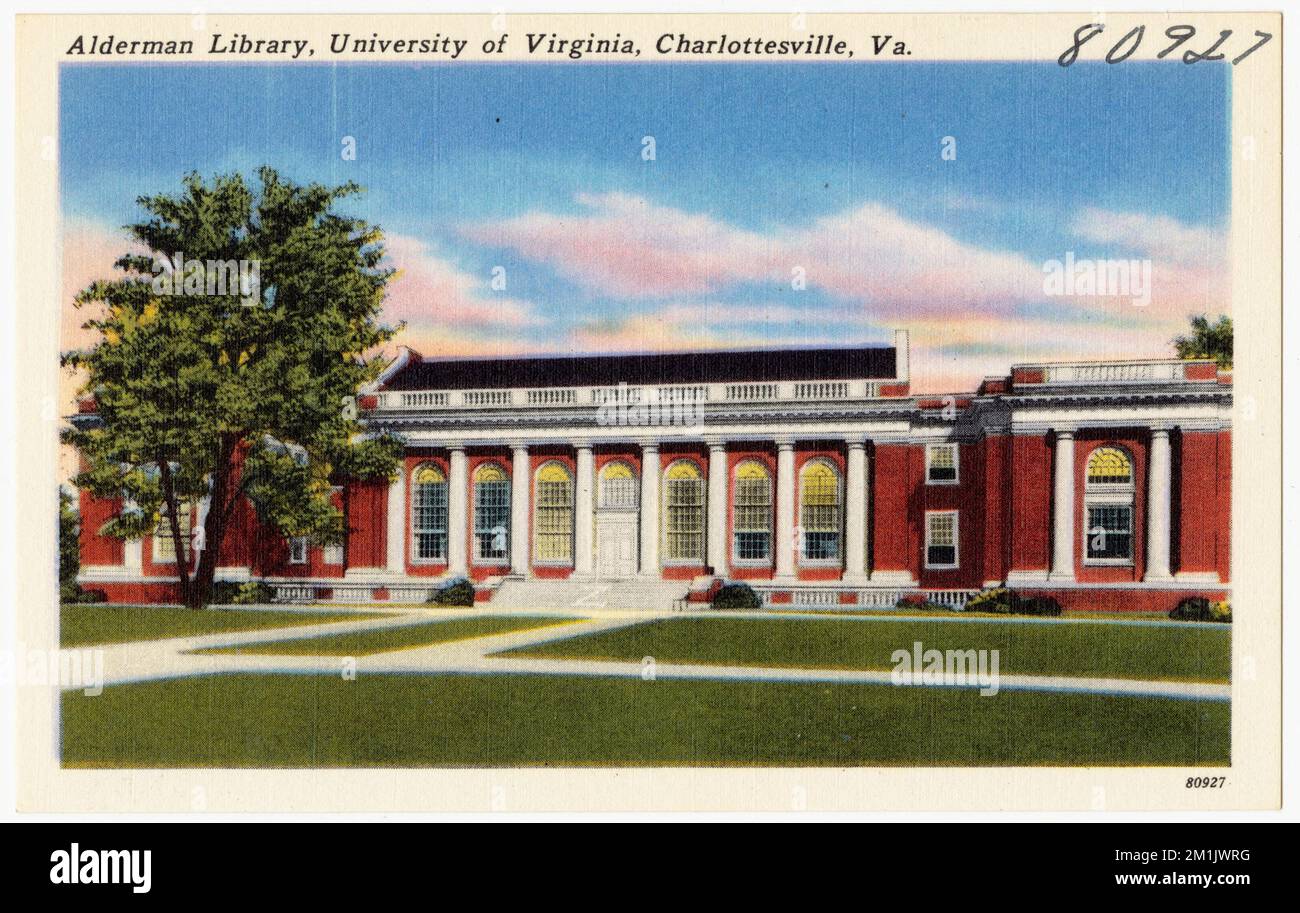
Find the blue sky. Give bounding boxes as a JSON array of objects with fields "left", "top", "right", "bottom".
[{"left": 60, "top": 61, "right": 1231, "bottom": 391}]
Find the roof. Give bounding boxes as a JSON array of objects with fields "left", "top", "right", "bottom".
[{"left": 381, "top": 344, "right": 897, "bottom": 391}]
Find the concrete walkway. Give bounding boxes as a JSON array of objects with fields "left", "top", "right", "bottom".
[{"left": 67, "top": 605, "right": 1230, "bottom": 702}]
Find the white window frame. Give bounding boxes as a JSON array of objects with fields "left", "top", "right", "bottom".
[
  {"left": 924, "top": 510, "right": 960, "bottom": 570},
  {"left": 731, "top": 461, "right": 773, "bottom": 566},
  {"left": 1082, "top": 446, "right": 1136, "bottom": 568},
  {"left": 533, "top": 461, "right": 575, "bottom": 567},
  {"left": 152, "top": 500, "right": 192, "bottom": 565},
  {"left": 798, "top": 458, "right": 843, "bottom": 566},
  {"left": 925, "top": 443, "right": 960, "bottom": 485},
  {"left": 289, "top": 536, "right": 309, "bottom": 565},
  {"left": 661, "top": 460, "right": 706, "bottom": 565},
  {"left": 472, "top": 464, "right": 512, "bottom": 565},
  {"left": 410, "top": 464, "right": 449, "bottom": 565}
]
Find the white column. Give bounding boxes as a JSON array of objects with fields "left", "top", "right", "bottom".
[
  {"left": 574, "top": 443, "right": 595, "bottom": 576},
  {"left": 1146, "top": 427, "right": 1173, "bottom": 580},
  {"left": 844, "top": 440, "right": 868, "bottom": 581},
  {"left": 510, "top": 444, "right": 530, "bottom": 576},
  {"left": 1049, "top": 429, "right": 1075, "bottom": 581},
  {"left": 386, "top": 464, "right": 405, "bottom": 574},
  {"left": 447, "top": 445, "right": 468, "bottom": 577},
  {"left": 775, "top": 440, "right": 797, "bottom": 580},
  {"left": 707, "top": 441, "right": 728, "bottom": 576},
  {"left": 639, "top": 443, "right": 660, "bottom": 577}
]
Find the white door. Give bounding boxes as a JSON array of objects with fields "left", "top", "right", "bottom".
[{"left": 597, "top": 515, "right": 638, "bottom": 578}]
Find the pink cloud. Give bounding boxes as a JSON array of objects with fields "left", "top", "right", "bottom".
[
  {"left": 382, "top": 234, "right": 540, "bottom": 329},
  {"left": 462, "top": 194, "right": 1055, "bottom": 318},
  {"left": 1071, "top": 207, "right": 1225, "bottom": 267}
]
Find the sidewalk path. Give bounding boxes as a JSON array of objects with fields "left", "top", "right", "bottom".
[{"left": 67, "top": 605, "right": 1230, "bottom": 702}]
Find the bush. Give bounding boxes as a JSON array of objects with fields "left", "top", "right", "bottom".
[
  {"left": 429, "top": 577, "right": 475, "bottom": 607},
  {"left": 965, "top": 589, "right": 1061, "bottom": 616},
  {"left": 712, "top": 582, "right": 761, "bottom": 610},
  {"left": 965, "top": 588, "right": 1011, "bottom": 613},
  {"left": 210, "top": 581, "right": 276, "bottom": 606},
  {"left": 894, "top": 593, "right": 947, "bottom": 612},
  {"left": 1171, "top": 596, "right": 1231, "bottom": 623},
  {"left": 1011, "top": 593, "right": 1063, "bottom": 617},
  {"left": 75, "top": 588, "right": 107, "bottom": 604}
]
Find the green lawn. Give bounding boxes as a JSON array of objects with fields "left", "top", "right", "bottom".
[
  {"left": 502, "top": 616, "right": 1231, "bottom": 683},
  {"left": 193, "top": 615, "right": 581, "bottom": 656},
  {"left": 61, "top": 672, "right": 1229, "bottom": 767},
  {"left": 59, "top": 604, "right": 382, "bottom": 647}
]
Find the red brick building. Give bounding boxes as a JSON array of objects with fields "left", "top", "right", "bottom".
[{"left": 73, "top": 331, "right": 1232, "bottom": 611}]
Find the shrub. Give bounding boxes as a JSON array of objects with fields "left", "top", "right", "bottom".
[
  {"left": 1011, "top": 593, "right": 1063, "bottom": 617},
  {"left": 1171, "top": 596, "right": 1231, "bottom": 623},
  {"left": 231, "top": 581, "right": 275, "bottom": 605},
  {"left": 75, "top": 588, "right": 107, "bottom": 604},
  {"left": 967, "top": 589, "right": 1061, "bottom": 616},
  {"left": 965, "top": 588, "right": 1012, "bottom": 613},
  {"left": 429, "top": 577, "right": 475, "bottom": 607},
  {"left": 209, "top": 581, "right": 241, "bottom": 605},
  {"left": 209, "top": 580, "right": 276, "bottom": 606},
  {"left": 894, "top": 593, "right": 948, "bottom": 611},
  {"left": 712, "top": 582, "right": 761, "bottom": 610}
]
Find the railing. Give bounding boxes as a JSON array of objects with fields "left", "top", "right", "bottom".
[
  {"left": 794, "top": 381, "right": 850, "bottom": 400},
  {"left": 752, "top": 587, "right": 981, "bottom": 611},
  {"left": 462, "top": 390, "right": 514, "bottom": 407},
  {"left": 376, "top": 378, "right": 889, "bottom": 410},
  {"left": 398, "top": 391, "right": 449, "bottom": 408},
  {"left": 525, "top": 388, "right": 577, "bottom": 406},
  {"left": 726, "top": 383, "right": 779, "bottom": 401},
  {"left": 1015, "top": 360, "right": 1210, "bottom": 385}
]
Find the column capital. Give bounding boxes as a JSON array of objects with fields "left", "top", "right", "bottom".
[
  {"left": 706, "top": 438, "right": 728, "bottom": 452},
  {"left": 445, "top": 442, "right": 466, "bottom": 453},
  {"left": 845, "top": 439, "right": 867, "bottom": 451},
  {"left": 1149, "top": 424, "right": 1174, "bottom": 438},
  {"left": 1053, "top": 428, "right": 1075, "bottom": 441},
  {"left": 774, "top": 436, "right": 796, "bottom": 450},
  {"left": 573, "top": 440, "right": 594, "bottom": 452},
  {"left": 506, "top": 441, "right": 530, "bottom": 452},
  {"left": 638, "top": 440, "right": 660, "bottom": 452}
]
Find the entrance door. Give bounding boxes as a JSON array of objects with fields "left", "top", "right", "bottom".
[{"left": 597, "top": 514, "right": 638, "bottom": 578}]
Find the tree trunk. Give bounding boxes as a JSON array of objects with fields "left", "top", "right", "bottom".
[
  {"left": 156, "top": 458, "right": 194, "bottom": 608},
  {"left": 186, "top": 437, "right": 238, "bottom": 609}
]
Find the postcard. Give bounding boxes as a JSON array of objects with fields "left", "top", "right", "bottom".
[{"left": 11, "top": 9, "right": 1282, "bottom": 811}]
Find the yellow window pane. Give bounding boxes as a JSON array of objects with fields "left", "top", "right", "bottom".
[
  {"left": 415, "top": 465, "right": 445, "bottom": 485},
  {"left": 665, "top": 460, "right": 702, "bottom": 480},
  {"left": 475, "top": 463, "right": 507, "bottom": 483},
  {"left": 1087, "top": 447, "right": 1132, "bottom": 484},
  {"left": 601, "top": 461, "right": 635, "bottom": 480},
  {"left": 536, "top": 462, "right": 572, "bottom": 484}
]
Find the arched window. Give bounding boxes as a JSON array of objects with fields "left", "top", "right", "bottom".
[
  {"left": 534, "top": 462, "right": 574, "bottom": 563},
  {"left": 663, "top": 460, "right": 705, "bottom": 562},
  {"left": 473, "top": 462, "right": 511, "bottom": 563},
  {"left": 800, "top": 460, "right": 842, "bottom": 562},
  {"left": 411, "top": 464, "right": 448, "bottom": 562},
  {"left": 1084, "top": 446, "right": 1134, "bottom": 564},
  {"left": 599, "top": 461, "right": 639, "bottom": 510},
  {"left": 732, "top": 460, "right": 772, "bottom": 562}
]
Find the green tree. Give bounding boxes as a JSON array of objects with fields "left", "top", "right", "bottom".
[
  {"left": 63, "top": 168, "right": 403, "bottom": 608},
  {"left": 59, "top": 487, "right": 81, "bottom": 602},
  {"left": 1173, "top": 314, "right": 1232, "bottom": 369}
]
